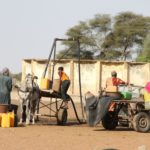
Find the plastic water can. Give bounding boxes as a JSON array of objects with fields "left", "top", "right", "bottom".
[
  {"left": 40, "top": 78, "right": 50, "bottom": 90},
  {"left": 121, "top": 91, "right": 132, "bottom": 100},
  {"left": 144, "top": 90, "right": 150, "bottom": 110},
  {"left": 1, "top": 113, "right": 10, "bottom": 128},
  {"left": 0, "top": 114, "right": 2, "bottom": 126},
  {"left": 8, "top": 112, "right": 15, "bottom": 127}
]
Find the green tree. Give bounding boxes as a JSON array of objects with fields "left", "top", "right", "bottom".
[
  {"left": 103, "top": 12, "right": 150, "bottom": 60},
  {"left": 57, "top": 14, "right": 111, "bottom": 59},
  {"left": 137, "top": 34, "right": 150, "bottom": 62},
  {"left": 57, "top": 12, "right": 150, "bottom": 61}
]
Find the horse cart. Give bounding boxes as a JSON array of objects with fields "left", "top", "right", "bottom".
[
  {"left": 16, "top": 74, "right": 81, "bottom": 125},
  {"left": 37, "top": 90, "right": 81, "bottom": 125},
  {"left": 16, "top": 38, "right": 85, "bottom": 125},
  {"left": 101, "top": 85, "right": 150, "bottom": 132},
  {"left": 35, "top": 38, "right": 84, "bottom": 125}
]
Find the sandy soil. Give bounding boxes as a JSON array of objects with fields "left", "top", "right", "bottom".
[
  {"left": 0, "top": 124, "right": 150, "bottom": 150},
  {"left": 0, "top": 91, "right": 149, "bottom": 150}
]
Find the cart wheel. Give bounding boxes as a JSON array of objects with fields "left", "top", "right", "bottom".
[
  {"left": 133, "top": 112, "right": 150, "bottom": 133},
  {"left": 102, "top": 112, "right": 118, "bottom": 130},
  {"left": 57, "top": 108, "right": 68, "bottom": 125}
]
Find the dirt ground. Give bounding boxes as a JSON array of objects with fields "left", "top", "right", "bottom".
[
  {"left": 0, "top": 91, "right": 150, "bottom": 150},
  {"left": 0, "top": 122, "right": 150, "bottom": 150}
]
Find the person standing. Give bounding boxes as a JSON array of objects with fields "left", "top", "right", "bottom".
[
  {"left": 0, "top": 68, "right": 12, "bottom": 104},
  {"left": 58, "top": 67, "right": 70, "bottom": 108}
]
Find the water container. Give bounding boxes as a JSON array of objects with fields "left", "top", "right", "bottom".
[
  {"left": 1, "top": 113, "right": 10, "bottom": 128},
  {"left": 118, "top": 85, "right": 129, "bottom": 92},
  {"left": 121, "top": 91, "right": 132, "bottom": 100},
  {"left": 0, "top": 114, "right": 2, "bottom": 126},
  {"left": 8, "top": 112, "right": 15, "bottom": 127},
  {"left": 52, "top": 79, "right": 61, "bottom": 92},
  {"left": 144, "top": 90, "right": 150, "bottom": 110},
  {"left": 40, "top": 78, "right": 50, "bottom": 90}
]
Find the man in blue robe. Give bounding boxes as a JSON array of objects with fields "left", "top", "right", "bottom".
[{"left": 0, "top": 68, "right": 12, "bottom": 104}]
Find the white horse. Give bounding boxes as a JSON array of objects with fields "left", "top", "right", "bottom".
[{"left": 16, "top": 74, "right": 40, "bottom": 125}]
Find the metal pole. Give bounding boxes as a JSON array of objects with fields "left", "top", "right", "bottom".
[
  {"left": 43, "top": 39, "right": 56, "bottom": 78},
  {"left": 50, "top": 42, "right": 56, "bottom": 120},
  {"left": 51, "top": 41, "right": 56, "bottom": 82},
  {"left": 77, "top": 39, "right": 85, "bottom": 121}
]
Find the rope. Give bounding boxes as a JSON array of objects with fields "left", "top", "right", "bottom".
[{"left": 70, "top": 97, "right": 82, "bottom": 124}]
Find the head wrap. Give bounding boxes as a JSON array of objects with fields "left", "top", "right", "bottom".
[
  {"left": 111, "top": 70, "right": 117, "bottom": 77},
  {"left": 2, "top": 67, "right": 9, "bottom": 76}
]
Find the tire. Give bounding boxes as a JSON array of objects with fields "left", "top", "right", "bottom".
[
  {"left": 57, "top": 109, "right": 68, "bottom": 125},
  {"left": 102, "top": 112, "right": 118, "bottom": 130},
  {"left": 133, "top": 112, "right": 150, "bottom": 133}
]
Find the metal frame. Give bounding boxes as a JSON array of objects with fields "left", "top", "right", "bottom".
[{"left": 37, "top": 38, "right": 85, "bottom": 123}]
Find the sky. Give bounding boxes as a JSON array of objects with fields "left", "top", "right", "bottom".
[{"left": 0, "top": 0, "right": 150, "bottom": 73}]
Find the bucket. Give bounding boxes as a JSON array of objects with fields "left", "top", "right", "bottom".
[
  {"left": 40, "top": 78, "right": 50, "bottom": 90},
  {"left": 0, "top": 104, "right": 8, "bottom": 113}
]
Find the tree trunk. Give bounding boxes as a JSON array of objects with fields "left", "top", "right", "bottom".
[{"left": 123, "top": 45, "right": 129, "bottom": 61}]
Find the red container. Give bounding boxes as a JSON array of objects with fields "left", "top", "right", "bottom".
[{"left": 0, "top": 104, "right": 8, "bottom": 113}]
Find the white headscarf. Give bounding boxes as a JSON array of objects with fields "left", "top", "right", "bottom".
[{"left": 2, "top": 67, "right": 9, "bottom": 76}]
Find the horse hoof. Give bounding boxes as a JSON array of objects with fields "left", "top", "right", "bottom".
[
  {"left": 26, "top": 122, "right": 30, "bottom": 125},
  {"left": 32, "top": 120, "right": 35, "bottom": 125},
  {"left": 18, "top": 121, "right": 23, "bottom": 125}
]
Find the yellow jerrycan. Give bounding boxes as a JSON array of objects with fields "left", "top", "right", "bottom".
[
  {"left": 1, "top": 112, "right": 15, "bottom": 128},
  {"left": 40, "top": 78, "right": 50, "bottom": 90},
  {"left": 0, "top": 114, "right": 2, "bottom": 126},
  {"left": 8, "top": 112, "right": 15, "bottom": 127},
  {"left": 1, "top": 113, "right": 10, "bottom": 128}
]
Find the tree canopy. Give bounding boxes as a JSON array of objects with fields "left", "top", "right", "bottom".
[
  {"left": 137, "top": 34, "right": 150, "bottom": 62},
  {"left": 57, "top": 12, "right": 150, "bottom": 61}
]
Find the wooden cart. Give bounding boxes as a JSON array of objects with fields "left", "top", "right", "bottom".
[
  {"left": 101, "top": 99, "right": 150, "bottom": 132},
  {"left": 36, "top": 90, "right": 81, "bottom": 125}
]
